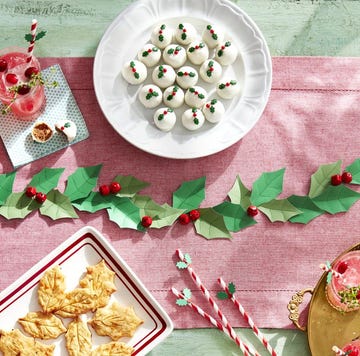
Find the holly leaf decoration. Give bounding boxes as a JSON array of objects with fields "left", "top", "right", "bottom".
[
  {"left": 183, "top": 288, "right": 192, "bottom": 299},
  {"left": 258, "top": 198, "right": 301, "bottom": 222},
  {"left": 0, "top": 192, "right": 38, "bottom": 219},
  {"left": 176, "top": 261, "right": 189, "bottom": 269},
  {"left": 194, "top": 208, "right": 232, "bottom": 239},
  {"left": 176, "top": 298, "right": 188, "bottom": 306},
  {"left": 173, "top": 176, "right": 206, "bottom": 210},
  {"left": 227, "top": 175, "right": 251, "bottom": 209},
  {"left": 0, "top": 171, "right": 16, "bottom": 205},
  {"left": 308, "top": 160, "right": 342, "bottom": 198},
  {"left": 150, "top": 203, "right": 185, "bottom": 229},
  {"left": 113, "top": 175, "right": 150, "bottom": 197},
  {"left": 288, "top": 195, "right": 324, "bottom": 224},
  {"left": 184, "top": 253, "right": 192, "bottom": 264},
  {"left": 28, "top": 167, "right": 65, "bottom": 194},
  {"left": 311, "top": 185, "right": 360, "bottom": 214},
  {"left": 250, "top": 168, "right": 285, "bottom": 206},
  {"left": 228, "top": 282, "right": 236, "bottom": 295},
  {"left": 25, "top": 30, "right": 47, "bottom": 42},
  {"left": 346, "top": 158, "right": 360, "bottom": 185},
  {"left": 64, "top": 164, "right": 102, "bottom": 202},
  {"left": 39, "top": 190, "right": 78, "bottom": 220},
  {"left": 131, "top": 195, "right": 166, "bottom": 217},
  {"left": 217, "top": 291, "right": 229, "bottom": 300},
  {"left": 72, "top": 191, "right": 113, "bottom": 212}
]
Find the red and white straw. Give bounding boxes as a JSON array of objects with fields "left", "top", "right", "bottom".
[
  {"left": 27, "top": 19, "right": 38, "bottom": 63},
  {"left": 218, "top": 277, "right": 277, "bottom": 356},
  {"left": 332, "top": 346, "right": 346, "bottom": 355},
  {"left": 319, "top": 263, "right": 342, "bottom": 279}
]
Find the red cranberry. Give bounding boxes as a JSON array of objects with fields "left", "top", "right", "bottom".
[
  {"left": 109, "top": 181, "right": 121, "bottom": 194},
  {"left": 178, "top": 213, "right": 190, "bottom": 225},
  {"left": 189, "top": 209, "right": 200, "bottom": 221},
  {"left": 343, "top": 345, "right": 360, "bottom": 356},
  {"left": 337, "top": 261, "right": 348, "bottom": 274},
  {"left": 5, "top": 73, "right": 18, "bottom": 84},
  {"left": 99, "top": 184, "right": 110, "bottom": 196},
  {"left": 331, "top": 174, "right": 342, "bottom": 186},
  {"left": 25, "top": 186, "right": 37, "bottom": 198},
  {"left": 24, "top": 66, "right": 39, "bottom": 79},
  {"left": 141, "top": 215, "right": 152, "bottom": 228},
  {"left": 35, "top": 192, "right": 47, "bottom": 204},
  {"left": 17, "top": 84, "right": 31, "bottom": 95},
  {"left": 0, "top": 59, "right": 8, "bottom": 72},
  {"left": 247, "top": 205, "right": 259, "bottom": 217},
  {"left": 342, "top": 171, "right": 353, "bottom": 184}
]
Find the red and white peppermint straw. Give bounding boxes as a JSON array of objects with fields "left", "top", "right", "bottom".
[
  {"left": 171, "top": 287, "right": 253, "bottom": 356},
  {"left": 319, "top": 263, "right": 342, "bottom": 278},
  {"left": 332, "top": 345, "right": 346, "bottom": 355},
  {"left": 218, "top": 277, "right": 277, "bottom": 356},
  {"left": 27, "top": 19, "right": 37, "bottom": 63}
]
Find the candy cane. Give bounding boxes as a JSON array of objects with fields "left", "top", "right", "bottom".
[
  {"left": 332, "top": 345, "right": 346, "bottom": 355},
  {"left": 27, "top": 19, "right": 37, "bottom": 63},
  {"left": 218, "top": 277, "right": 277, "bottom": 356},
  {"left": 319, "top": 263, "right": 342, "bottom": 279}
]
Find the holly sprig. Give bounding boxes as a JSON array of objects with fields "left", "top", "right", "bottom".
[
  {"left": 25, "top": 30, "right": 47, "bottom": 43},
  {"left": 1, "top": 159, "right": 360, "bottom": 239}
]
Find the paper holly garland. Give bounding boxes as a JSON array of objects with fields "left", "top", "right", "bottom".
[{"left": 1, "top": 158, "right": 360, "bottom": 239}]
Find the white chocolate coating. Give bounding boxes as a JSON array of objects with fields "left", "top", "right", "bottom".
[
  {"left": 150, "top": 23, "right": 173, "bottom": 49},
  {"left": 186, "top": 41, "right": 209, "bottom": 65},
  {"left": 163, "top": 44, "right": 187, "bottom": 68},
  {"left": 199, "top": 59, "right": 222, "bottom": 84},
  {"left": 176, "top": 66, "right": 198, "bottom": 89},
  {"left": 152, "top": 65, "right": 176, "bottom": 88},
  {"left": 174, "top": 22, "right": 197, "bottom": 45},
  {"left": 154, "top": 107, "right": 176, "bottom": 132},
  {"left": 215, "top": 41, "right": 238, "bottom": 66},
  {"left": 182, "top": 108, "right": 205, "bottom": 131},
  {"left": 184, "top": 86, "right": 207, "bottom": 108},
  {"left": 202, "top": 99, "right": 225, "bottom": 123},
  {"left": 163, "top": 85, "right": 185, "bottom": 108},
  {"left": 202, "top": 24, "right": 225, "bottom": 48},
  {"left": 55, "top": 119, "right": 77, "bottom": 142},
  {"left": 121, "top": 60, "right": 147, "bottom": 85},
  {"left": 137, "top": 43, "right": 161, "bottom": 67},
  {"left": 216, "top": 79, "right": 241, "bottom": 99},
  {"left": 138, "top": 84, "right": 163, "bottom": 108}
]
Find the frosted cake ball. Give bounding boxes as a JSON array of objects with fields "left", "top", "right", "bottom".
[
  {"left": 122, "top": 60, "right": 147, "bottom": 85},
  {"left": 202, "top": 23, "right": 224, "bottom": 48},
  {"left": 199, "top": 59, "right": 222, "bottom": 84},
  {"left": 152, "top": 65, "right": 176, "bottom": 88},
  {"left": 55, "top": 119, "right": 77, "bottom": 142},
  {"left": 215, "top": 40, "right": 238, "bottom": 66},
  {"left": 176, "top": 66, "right": 198, "bottom": 89},
  {"left": 151, "top": 23, "right": 173, "bottom": 49},
  {"left": 163, "top": 85, "right": 185, "bottom": 108},
  {"left": 174, "top": 22, "right": 197, "bottom": 45},
  {"left": 186, "top": 41, "right": 209, "bottom": 65},
  {"left": 138, "top": 84, "right": 162, "bottom": 108},
  {"left": 163, "top": 44, "right": 187, "bottom": 68},
  {"left": 137, "top": 44, "right": 161, "bottom": 67},
  {"left": 154, "top": 107, "right": 176, "bottom": 132},
  {"left": 202, "top": 99, "right": 225, "bottom": 123},
  {"left": 184, "top": 86, "right": 207, "bottom": 108},
  {"left": 216, "top": 79, "right": 241, "bottom": 99},
  {"left": 182, "top": 108, "right": 205, "bottom": 131}
]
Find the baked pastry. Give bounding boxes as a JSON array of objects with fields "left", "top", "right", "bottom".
[
  {"left": 215, "top": 40, "right": 238, "bottom": 66},
  {"left": 186, "top": 41, "right": 209, "bottom": 65},
  {"left": 152, "top": 64, "right": 176, "bottom": 88},
  {"left": 138, "top": 84, "right": 162, "bottom": 108},
  {"left": 182, "top": 108, "right": 205, "bottom": 131},
  {"left": 202, "top": 98, "right": 225, "bottom": 123},
  {"left": 174, "top": 23, "right": 197, "bottom": 45},
  {"left": 150, "top": 23, "right": 173, "bottom": 49},
  {"left": 31, "top": 121, "right": 53, "bottom": 143},
  {"left": 153, "top": 107, "right": 176, "bottom": 132},
  {"left": 184, "top": 86, "right": 207, "bottom": 108},
  {"left": 137, "top": 43, "right": 161, "bottom": 67},
  {"left": 163, "top": 44, "right": 187, "bottom": 68},
  {"left": 216, "top": 79, "right": 241, "bottom": 99},
  {"left": 202, "top": 23, "right": 224, "bottom": 48},
  {"left": 199, "top": 59, "right": 222, "bottom": 84},
  {"left": 176, "top": 66, "right": 198, "bottom": 89},
  {"left": 121, "top": 60, "right": 147, "bottom": 85},
  {"left": 163, "top": 85, "right": 184, "bottom": 108}
]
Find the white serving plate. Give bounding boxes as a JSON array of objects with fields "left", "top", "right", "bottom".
[
  {"left": 0, "top": 226, "right": 173, "bottom": 355},
  {"left": 93, "top": 0, "right": 272, "bottom": 159}
]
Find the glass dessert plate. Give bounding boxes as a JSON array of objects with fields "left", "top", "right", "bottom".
[{"left": 93, "top": 0, "right": 272, "bottom": 159}]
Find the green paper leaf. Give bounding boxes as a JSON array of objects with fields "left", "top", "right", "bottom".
[
  {"left": 64, "top": 164, "right": 102, "bottom": 202},
  {"left": 311, "top": 185, "right": 360, "bottom": 214},
  {"left": 184, "top": 253, "right": 192, "bottom": 264},
  {"left": 176, "top": 299, "right": 188, "bottom": 306},
  {"left": 183, "top": 288, "right": 192, "bottom": 299},
  {"left": 0, "top": 171, "right": 16, "bottom": 205},
  {"left": 107, "top": 196, "right": 142, "bottom": 230},
  {"left": 288, "top": 195, "right": 324, "bottom": 224},
  {"left": 213, "top": 201, "right": 256, "bottom": 232},
  {"left": 346, "top": 158, "right": 360, "bottom": 185},
  {"left": 72, "top": 191, "right": 113, "bottom": 212},
  {"left": 28, "top": 167, "right": 65, "bottom": 194},
  {"left": 228, "top": 282, "right": 236, "bottom": 295},
  {"left": 173, "top": 176, "right": 206, "bottom": 210},
  {"left": 251, "top": 168, "right": 285, "bottom": 206},
  {"left": 227, "top": 175, "right": 251, "bottom": 209},
  {"left": 0, "top": 192, "right": 38, "bottom": 219},
  {"left": 258, "top": 198, "right": 302, "bottom": 222},
  {"left": 194, "top": 208, "right": 232, "bottom": 239},
  {"left": 39, "top": 190, "right": 78, "bottom": 220},
  {"left": 217, "top": 291, "right": 229, "bottom": 300},
  {"left": 150, "top": 203, "right": 185, "bottom": 229},
  {"left": 176, "top": 261, "right": 189, "bottom": 269},
  {"left": 308, "top": 160, "right": 342, "bottom": 198},
  {"left": 131, "top": 195, "right": 166, "bottom": 217},
  {"left": 114, "top": 175, "right": 150, "bottom": 197}
]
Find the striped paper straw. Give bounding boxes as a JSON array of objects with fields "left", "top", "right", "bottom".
[
  {"left": 218, "top": 277, "right": 277, "bottom": 356},
  {"left": 319, "top": 263, "right": 342, "bottom": 279},
  {"left": 27, "top": 19, "right": 37, "bottom": 63},
  {"left": 332, "top": 345, "right": 346, "bottom": 355}
]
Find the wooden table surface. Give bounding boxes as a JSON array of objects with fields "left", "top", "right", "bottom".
[{"left": 0, "top": 1, "right": 359, "bottom": 355}]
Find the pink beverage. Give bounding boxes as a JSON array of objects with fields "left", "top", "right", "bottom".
[
  {"left": 0, "top": 47, "right": 45, "bottom": 121},
  {"left": 338, "top": 339, "right": 360, "bottom": 355}
]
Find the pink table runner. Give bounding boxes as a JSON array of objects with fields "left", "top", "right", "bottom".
[{"left": 1, "top": 57, "right": 360, "bottom": 329}]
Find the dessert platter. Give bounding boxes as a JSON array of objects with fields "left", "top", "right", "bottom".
[{"left": 93, "top": 0, "right": 272, "bottom": 159}]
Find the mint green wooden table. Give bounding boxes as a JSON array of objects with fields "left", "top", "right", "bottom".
[{"left": 1, "top": 0, "right": 359, "bottom": 354}]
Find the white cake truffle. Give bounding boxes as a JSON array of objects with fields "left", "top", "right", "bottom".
[
  {"left": 215, "top": 40, "right": 238, "bottom": 66},
  {"left": 184, "top": 86, "right": 207, "bottom": 108},
  {"left": 121, "top": 60, "right": 147, "bottom": 85},
  {"left": 174, "top": 22, "right": 197, "bottom": 45},
  {"left": 154, "top": 107, "right": 176, "bottom": 132},
  {"left": 216, "top": 79, "right": 241, "bottom": 99},
  {"left": 152, "top": 65, "right": 176, "bottom": 88},
  {"left": 199, "top": 59, "right": 222, "bottom": 84},
  {"left": 186, "top": 41, "right": 209, "bottom": 65},
  {"left": 202, "top": 98, "right": 225, "bottom": 123},
  {"left": 55, "top": 119, "right": 77, "bottom": 142},
  {"left": 182, "top": 108, "right": 205, "bottom": 131},
  {"left": 151, "top": 23, "right": 173, "bottom": 49},
  {"left": 163, "top": 44, "right": 187, "bottom": 68},
  {"left": 202, "top": 23, "right": 225, "bottom": 48},
  {"left": 137, "top": 43, "right": 161, "bottom": 67},
  {"left": 163, "top": 85, "right": 185, "bottom": 108},
  {"left": 138, "top": 84, "right": 163, "bottom": 108},
  {"left": 176, "top": 66, "right": 198, "bottom": 89}
]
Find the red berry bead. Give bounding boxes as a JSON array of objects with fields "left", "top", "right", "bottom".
[
  {"left": 109, "top": 181, "right": 121, "bottom": 194},
  {"left": 25, "top": 186, "right": 37, "bottom": 198},
  {"left": 337, "top": 261, "right": 348, "bottom": 274},
  {"left": 178, "top": 213, "right": 190, "bottom": 225},
  {"left": 0, "top": 59, "right": 8, "bottom": 72},
  {"left": 6, "top": 73, "right": 18, "bottom": 84},
  {"left": 247, "top": 205, "right": 258, "bottom": 217},
  {"left": 331, "top": 174, "right": 342, "bottom": 186},
  {"left": 99, "top": 184, "right": 110, "bottom": 196},
  {"left": 189, "top": 209, "right": 200, "bottom": 221},
  {"left": 141, "top": 215, "right": 152, "bottom": 228},
  {"left": 342, "top": 171, "right": 353, "bottom": 184},
  {"left": 17, "top": 84, "right": 31, "bottom": 95},
  {"left": 24, "top": 66, "right": 39, "bottom": 79},
  {"left": 35, "top": 192, "right": 47, "bottom": 204}
]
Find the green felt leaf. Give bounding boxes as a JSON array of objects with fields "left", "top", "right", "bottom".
[
  {"left": 228, "top": 282, "right": 236, "bottom": 295},
  {"left": 176, "top": 261, "right": 188, "bottom": 269},
  {"left": 150, "top": 203, "right": 185, "bottom": 229},
  {"left": 131, "top": 195, "right": 166, "bottom": 217},
  {"left": 176, "top": 299, "right": 188, "bottom": 306},
  {"left": 258, "top": 199, "right": 302, "bottom": 222},
  {"left": 39, "top": 190, "right": 78, "bottom": 220},
  {"left": 28, "top": 167, "right": 65, "bottom": 194},
  {"left": 184, "top": 253, "right": 192, "bottom": 264},
  {"left": 217, "top": 291, "right": 229, "bottom": 300},
  {"left": 107, "top": 196, "right": 142, "bottom": 230},
  {"left": 72, "top": 191, "right": 113, "bottom": 212},
  {"left": 64, "top": 164, "right": 102, "bottom": 202},
  {"left": 346, "top": 158, "right": 360, "bottom": 185},
  {"left": 0, "top": 192, "right": 38, "bottom": 219},
  {"left": 194, "top": 208, "right": 232, "bottom": 239},
  {"left": 113, "top": 175, "right": 150, "bottom": 197},
  {"left": 213, "top": 201, "right": 256, "bottom": 232},
  {"left": 308, "top": 160, "right": 342, "bottom": 198},
  {"left": 227, "top": 175, "right": 251, "bottom": 209},
  {"left": 183, "top": 288, "right": 192, "bottom": 299},
  {"left": 0, "top": 171, "right": 16, "bottom": 205},
  {"left": 173, "top": 176, "right": 206, "bottom": 210},
  {"left": 250, "top": 168, "right": 285, "bottom": 206},
  {"left": 288, "top": 195, "right": 324, "bottom": 224},
  {"left": 311, "top": 185, "right": 360, "bottom": 214}
]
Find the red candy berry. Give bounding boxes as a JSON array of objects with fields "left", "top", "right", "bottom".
[
  {"left": 24, "top": 66, "right": 39, "bottom": 79},
  {"left": 35, "top": 192, "right": 47, "bottom": 204},
  {"left": 6, "top": 73, "right": 18, "bottom": 84},
  {"left": 342, "top": 171, "right": 353, "bottom": 184},
  {"left": 178, "top": 213, "right": 190, "bottom": 225},
  {"left": 99, "top": 184, "right": 110, "bottom": 196},
  {"left": 25, "top": 186, "right": 37, "bottom": 198},
  {"left": 0, "top": 59, "right": 8, "bottom": 72},
  {"left": 17, "top": 84, "right": 31, "bottom": 95},
  {"left": 247, "top": 205, "right": 259, "bottom": 217},
  {"left": 109, "top": 181, "right": 121, "bottom": 194},
  {"left": 331, "top": 174, "right": 342, "bottom": 186},
  {"left": 337, "top": 261, "right": 348, "bottom": 274},
  {"left": 141, "top": 215, "right": 152, "bottom": 228},
  {"left": 189, "top": 209, "right": 200, "bottom": 221}
]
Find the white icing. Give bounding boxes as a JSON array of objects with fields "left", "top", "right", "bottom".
[
  {"left": 215, "top": 41, "right": 238, "bottom": 66},
  {"left": 182, "top": 108, "right": 205, "bottom": 131},
  {"left": 137, "top": 43, "right": 161, "bottom": 67},
  {"left": 186, "top": 41, "right": 209, "bottom": 65},
  {"left": 138, "top": 84, "right": 163, "bottom": 108},
  {"left": 216, "top": 79, "right": 241, "bottom": 99},
  {"left": 150, "top": 24, "right": 173, "bottom": 49},
  {"left": 154, "top": 107, "right": 176, "bottom": 132},
  {"left": 163, "top": 85, "right": 185, "bottom": 108},
  {"left": 176, "top": 66, "right": 198, "bottom": 89},
  {"left": 199, "top": 59, "right": 222, "bottom": 84},
  {"left": 121, "top": 60, "right": 147, "bottom": 85},
  {"left": 202, "top": 24, "right": 225, "bottom": 48},
  {"left": 163, "top": 44, "right": 187, "bottom": 68},
  {"left": 202, "top": 99, "right": 225, "bottom": 123},
  {"left": 152, "top": 65, "right": 176, "bottom": 88},
  {"left": 174, "top": 22, "right": 197, "bottom": 45},
  {"left": 55, "top": 120, "right": 77, "bottom": 142},
  {"left": 184, "top": 86, "right": 207, "bottom": 108}
]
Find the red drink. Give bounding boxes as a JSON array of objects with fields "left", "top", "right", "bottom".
[{"left": 0, "top": 47, "right": 45, "bottom": 121}]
